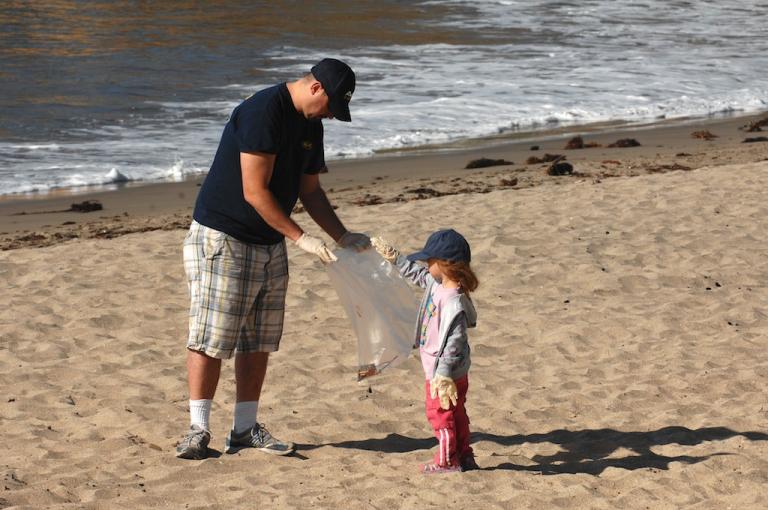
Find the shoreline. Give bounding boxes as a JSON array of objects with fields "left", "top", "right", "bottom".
[
  {"left": 371, "top": 110, "right": 764, "bottom": 155},
  {"left": 1, "top": 110, "right": 766, "bottom": 249},
  {"left": 2, "top": 109, "right": 764, "bottom": 202}
]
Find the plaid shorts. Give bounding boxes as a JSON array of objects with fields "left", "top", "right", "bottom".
[{"left": 183, "top": 221, "right": 289, "bottom": 359}]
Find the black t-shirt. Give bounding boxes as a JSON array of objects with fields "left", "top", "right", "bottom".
[{"left": 193, "top": 83, "right": 326, "bottom": 244}]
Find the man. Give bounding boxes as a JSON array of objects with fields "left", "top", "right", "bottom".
[{"left": 176, "top": 58, "right": 370, "bottom": 460}]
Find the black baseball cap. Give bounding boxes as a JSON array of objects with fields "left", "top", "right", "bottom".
[
  {"left": 407, "top": 229, "right": 471, "bottom": 263},
  {"left": 311, "top": 58, "right": 355, "bottom": 122}
]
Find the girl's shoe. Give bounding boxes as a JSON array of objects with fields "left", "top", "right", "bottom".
[{"left": 421, "top": 462, "right": 462, "bottom": 474}]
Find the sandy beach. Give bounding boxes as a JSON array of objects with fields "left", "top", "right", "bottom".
[{"left": 2, "top": 115, "right": 768, "bottom": 508}]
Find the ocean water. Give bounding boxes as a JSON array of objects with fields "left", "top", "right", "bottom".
[{"left": 1, "top": 0, "right": 766, "bottom": 195}]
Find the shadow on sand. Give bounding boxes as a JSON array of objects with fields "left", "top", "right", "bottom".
[{"left": 297, "top": 426, "right": 768, "bottom": 475}]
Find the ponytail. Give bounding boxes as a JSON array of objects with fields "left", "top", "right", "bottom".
[{"left": 437, "top": 260, "right": 479, "bottom": 294}]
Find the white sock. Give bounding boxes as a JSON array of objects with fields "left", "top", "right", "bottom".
[
  {"left": 189, "top": 399, "right": 212, "bottom": 431},
  {"left": 233, "top": 401, "right": 259, "bottom": 433}
]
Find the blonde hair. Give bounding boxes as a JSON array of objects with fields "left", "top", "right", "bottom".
[{"left": 436, "top": 260, "right": 479, "bottom": 294}]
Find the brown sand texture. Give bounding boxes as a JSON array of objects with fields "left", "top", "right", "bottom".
[{"left": 2, "top": 161, "right": 768, "bottom": 509}]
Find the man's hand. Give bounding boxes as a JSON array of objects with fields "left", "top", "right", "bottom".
[
  {"left": 337, "top": 231, "right": 371, "bottom": 251},
  {"left": 370, "top": 236, "right": 400, "bottom": 264},
  {"left": 430, "top": 375, "right": 458, "bottom": 410},
  {"left": 295, "top": 233, "right": 338, "bottom": 264}
]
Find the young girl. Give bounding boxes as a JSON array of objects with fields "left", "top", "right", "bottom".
[{"left": 372, "top": 229, "right": 479, "bottom": 474}]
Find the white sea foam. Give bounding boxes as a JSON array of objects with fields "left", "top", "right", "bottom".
[
  {"left": 7, "top": 143, "right": 62, "bottom": 151},
  {"left": 106, "top": 168, "right": 130, "bottom": 183},
  {"left": 161, "top": 158, "right": 205, "bottom": 182}
]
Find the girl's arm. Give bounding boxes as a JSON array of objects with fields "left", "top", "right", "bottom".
[
  {"left": 434, "top": 313, "right": 469, "bottom": 378},
  {"left": 395, "top": 255, "right": 434, "bottom": 289},
  {"left": 371, "top": 236, "right": 434, "bottom": 289}
]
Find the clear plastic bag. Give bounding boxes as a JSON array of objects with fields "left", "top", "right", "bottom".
[{"left": 326, "top": 248, "right": 417, "bottom": 380}]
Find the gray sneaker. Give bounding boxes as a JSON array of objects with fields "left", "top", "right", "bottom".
[
  {"left": 225, "top": 423, "right": 294, "bottom": 456},
  {"left": 176, "top": 424, "right": 211, "bottom": 460}
]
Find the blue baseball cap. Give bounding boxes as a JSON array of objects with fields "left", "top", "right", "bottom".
[
  {"left": 407, "top": 229, "right": 471, "bottom": 263},
  {"left": 311, "top": 58, "right": 355, "bottom": 122}
]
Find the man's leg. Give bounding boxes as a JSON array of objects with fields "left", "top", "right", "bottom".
[
  {"left": 176, "top": 349, "right": 221, "bottom": 459},
  {"left": 225, "top": 350, "right": 292, "bottom": 455},
  {"left": 223, "top": 241, "right": 293, "bottom": 456},
  {"left": 234, "top": 351, "right": 269, "bottom": 402},
  {"left": 231, "top": 352, "right": 269, "bottom": 434},
  {"left": 178, "top": 222, "right": 246, "bottom": 459},
  {"left": 188, "top": 349, "right": 222, "bottom": 399}
]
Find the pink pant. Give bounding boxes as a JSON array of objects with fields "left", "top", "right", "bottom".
[{"left": 425, "top": 375, "right": 472, "bottom": 467}]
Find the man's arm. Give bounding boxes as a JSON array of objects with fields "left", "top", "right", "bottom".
[
  {"left": 298, "top": 172, "right": 347, "bottom": 242},
  {"left": 241, "top": 151, "right": 303, "bottom": 241},
  {"left": 242, "top": 152, "right": 336, "bottom": 263}
]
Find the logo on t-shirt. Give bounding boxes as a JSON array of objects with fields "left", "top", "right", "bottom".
[
  {"left": 302, "top": 141, "right": 313, "bottom": 150},
  {"left": 344, "top": 91, "right": 352, "bottom": 102}
]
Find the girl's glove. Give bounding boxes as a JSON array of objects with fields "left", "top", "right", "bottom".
[
  {"left": 430, "top": 375, "right": 458, "bottom": 410},
  {"left": 370, "top": 236, "right": 400, "bottom": 264}
]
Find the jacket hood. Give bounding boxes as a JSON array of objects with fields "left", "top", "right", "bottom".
[{"left": 458, "top": 293, "right": 478, "bottom": 328}]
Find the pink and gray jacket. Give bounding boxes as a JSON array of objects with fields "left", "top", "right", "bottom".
[{"left": 395, "top": 256, "right": 477, "bottom": 380}]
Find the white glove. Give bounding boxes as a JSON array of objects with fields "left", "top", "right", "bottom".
[
  {"left": 337, "top": 231, "right": 371, "bottom": 251},
  {"left": 430, "top": 374, "right": 458, "bottom": 410},
  {"left": 370, "top": 236, "right": 400, "bottom": 264},
  {"left": 295, "top": 233, "right": 338, "bottom": 264}
]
